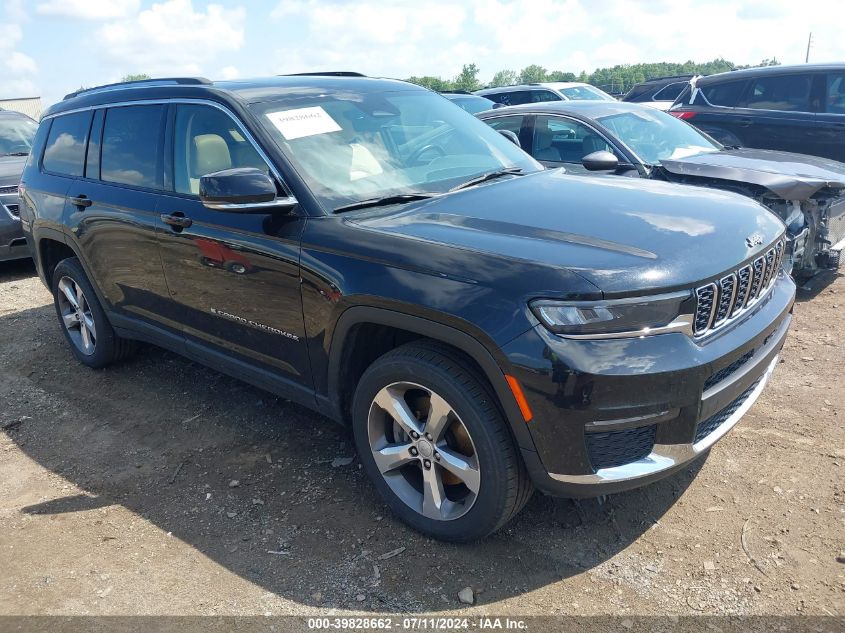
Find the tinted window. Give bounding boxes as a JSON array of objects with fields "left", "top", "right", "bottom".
[
  {"left": 490, "top": 91, "right": 531, "bottom": 106},
  {"left": 701, "top": 80, "right": 747, "bottom": 107},
  {"left": 533, "top": 116, "right": 613, "bottom": 163},
  {"left": 529, "top": 90, "right": 560, "bottom": 103},
  {"left": 173, "top": 104, "right": 270, "bottom": 195},
  {"left": 485, "top": 115, "right": 524, "bottom": 135},
  {"left": 747, "top": 74, "right": 812, "bottom": 112},
  {"left": 825, "top": 73, "right": 845, "bottom": 114},
  {"left": 42, "top": 112, "right": 91, "bottom": 177},
  {"left": 653, "top": 82, "right": 687, "bottom": 101},
  {"left": 101, "top": 105, "right": 164, "bottom": 188}
]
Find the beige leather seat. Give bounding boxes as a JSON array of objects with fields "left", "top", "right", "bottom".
[{"left": 189, "top": 134, "right": 232, "bottom": 194}]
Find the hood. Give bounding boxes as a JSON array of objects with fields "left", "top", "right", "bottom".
[
  {"left": 0, "top": 155, "right": 27, "bottom": 187},
  {"left": 660, "top": 148, "right": 845, "bottom": 200},
  {"left": 350, "top": 170, "right": 785, "bottom": 296}
]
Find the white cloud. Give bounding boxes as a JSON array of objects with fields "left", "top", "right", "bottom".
[
  {"left": 0, "top": 6, "right": 37, "bottom": 97},
  {"left": 95, "top": 0, "right": 245, "bottom": 75},
  {"left": 271, "top": 0, "right": 469, "bottom": 78},
  {"left": 36, "top": 0, "right": 141, "bottom": 20},
  {"left": 219, "top": 65, "right": 241, "bottom": 80}
]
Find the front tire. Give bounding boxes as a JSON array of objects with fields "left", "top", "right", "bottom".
[
  {"left": 352, "top": 341, "right": 533, "bottom": 541},
  {"left": 52, "top": 258, "right": 136, "bottom": 368}
]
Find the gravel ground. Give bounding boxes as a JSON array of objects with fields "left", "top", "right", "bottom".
[{"left": 0, "top": 258, "right": 843, "bottom": 617}]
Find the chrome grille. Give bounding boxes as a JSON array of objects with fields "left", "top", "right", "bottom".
[
  {"left": 732, "top": 265, "right": 752, "bottom": 315},
  {"left": 693, "top": 239, "right": 785, "bottom": 337},
  {"left": 0, "top": 184, "right": 18, "bottom": 195},
  {"left": 713, "top": 274, "right": 736, "bottom": 325}
]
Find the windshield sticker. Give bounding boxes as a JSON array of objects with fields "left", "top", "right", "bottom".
[{"left": 266, "top": 106, "right": 342, "bottom": 140}]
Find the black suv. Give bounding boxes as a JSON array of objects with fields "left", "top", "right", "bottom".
[
  {"left": 20, "top": 76, "right": 795, "bottom": 541},
  {"left": 669, "top": 63, "right": 845, "bottom": 161}
]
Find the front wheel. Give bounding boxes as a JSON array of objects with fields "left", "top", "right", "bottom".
[{"left": 352, "top": 342, "right": 533, "bottom": 541}]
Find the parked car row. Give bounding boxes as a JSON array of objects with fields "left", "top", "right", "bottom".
[
  {"left": 18, "top": 74, "right": 796, "bottom": 541},
  {"left": 476, "top": 100, "right": 845, "bottom": 276}
]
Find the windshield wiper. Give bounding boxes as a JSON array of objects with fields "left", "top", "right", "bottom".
[
  {"left": 1, "top": 152, "right": 29, "bottom": 157},
  {"left": 449, "top": 167, "right": 524, "bottom": 192},
  {"left": 333, "top": 193, "right": 435, "bottom": 213}
]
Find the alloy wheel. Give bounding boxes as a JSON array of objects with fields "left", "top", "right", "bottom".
[
  {"left": 367, "top": 381, "right": 480, "bottom": 521},
  {"left": 57, "top": 276, "right": 97, "bottom": 356}
]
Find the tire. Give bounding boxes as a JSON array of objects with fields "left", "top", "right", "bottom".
[
  {"left": 352, "top": 341, "right": 533, "bottom": 541},
  {"left": 51, "top": 257, "right": 136, "bottom": 368}
]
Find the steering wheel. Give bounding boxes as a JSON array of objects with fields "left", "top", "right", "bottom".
[{"left": 407, "top": 143, "right": 446, "bottom": 165}]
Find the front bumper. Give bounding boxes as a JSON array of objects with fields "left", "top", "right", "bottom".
[
  {"left": 503, "top": 272, "right": 795, "bottom": 497},
  {"left": 0, "top": 197, "right": 28, "bottom": 263}
]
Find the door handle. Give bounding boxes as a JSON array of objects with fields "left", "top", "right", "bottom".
[
  {"left": 160, "top": 213, "right": 192, "bottom": 229},
  {"left": 69, "top": 195, "right": 92, "bottom": 209},
  {"left": 736, "top": 118, "right": 753, "bottom": 127}
]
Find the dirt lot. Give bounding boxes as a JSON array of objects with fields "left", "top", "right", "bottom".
[{"left": 0, "top": 258, "right": 843, "bottom": 617}]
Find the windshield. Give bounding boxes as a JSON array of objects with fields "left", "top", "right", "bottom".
[
  {"left": 561, "top": 86, "right": 616, "bottom": 101},
  {"left": 0, "top": 115, "right": 37, "bottom": 156},
  {"left": 446, "top": 95, "right": 496, "bottom": 114},
  {"left": 596, "top": 108, "right": 720, "bottom": 164},
  {"left": 252, "top": 90, "right": 539, "bottom": 211}
]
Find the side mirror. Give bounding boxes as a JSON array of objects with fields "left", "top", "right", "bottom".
[
  {"left": 199, "top": 167, "right": 297, "bottom": 212},
  {"left": 581, "top": 150, "right": 619, "bottom": 172},
  {"left": 498, "top": 129, "right": 521, "bottom": 147}
]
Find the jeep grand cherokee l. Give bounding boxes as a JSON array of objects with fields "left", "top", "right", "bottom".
[{"left": 19, "top": 76, "right": 795, "bottom": 541}]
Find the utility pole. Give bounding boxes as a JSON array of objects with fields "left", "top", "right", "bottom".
[{"left": 805, "top": 32, "right": 812, "bottom": 63}]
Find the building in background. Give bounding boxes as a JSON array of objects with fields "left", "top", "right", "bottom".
[{"left": 0, "top": 97, "right": 42, "bottom": 120}]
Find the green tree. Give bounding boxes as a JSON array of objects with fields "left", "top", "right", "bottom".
[
  {"left": 518, "top": 64, "right": 547, "bottom": 84},
  {"left": 547, "top": 70, "right": 577, "bottom": 82},
  {"left": 489, "top": 69, "right": 517, "bottom": 88},
  {"left": 121, "top": 73, "right": 151, "bottom": 82},
  {"left": 453, "top": 63, "right": 481, "bottom": 92},
  {"left": 406, "top": 75, "right": 455, "bottom": 91}
]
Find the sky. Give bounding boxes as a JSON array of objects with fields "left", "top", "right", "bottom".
[{"left": 3, "top": 0, "right": 845, "bottom": 108}]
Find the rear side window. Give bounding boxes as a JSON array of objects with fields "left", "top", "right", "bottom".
[
  {"left": 101, "top": 105, "right": 165, "bottom": 189},
  {"left": 700, "top": 80, "right": 747, "bottom": 107},
  {"left": 42, "top": 112, "right": 91, "bottom": 177},
  {"left": 653, "top": 82, "right": 687, "bottom": 101},
  {"left": 824, "top": 73, "right": 845, "bottom": 114},
  {"left": 747, "top": 74, "right": 812, "bottom": 112},
  {"left": 491, "top": 91, "right": 531, "bottom": 106}
]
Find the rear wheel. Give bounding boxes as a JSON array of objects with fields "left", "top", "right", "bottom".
[
  {"left": 352, "top": 341, "right": 533, "bottom": 541},
  {"left": 52, "top": 258, "right": 136, "bottom": 368}
]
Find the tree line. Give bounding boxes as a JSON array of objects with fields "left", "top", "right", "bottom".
[{"left": 407, "top": 58, "right": 780, "bottom": 95}]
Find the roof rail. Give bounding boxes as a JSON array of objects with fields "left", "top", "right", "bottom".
[
  {"left": 63, "top": 77, "right": 213, "bottom": 101},
  {"left": 282, "top": 71, "right": 366, "bottom": 77}
]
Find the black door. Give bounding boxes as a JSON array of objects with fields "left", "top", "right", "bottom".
[
  {"left": 23, "top": 111, "right": 88, "bottom": 243},
  {"left": 815, "top": 71, "right": 845, "bottom": 162},
  {"left": 156, "top": 103, "right": 311, "bottom": 393},
  {"left": 66, "top": 104, "right": 177, "bottom": 336}
]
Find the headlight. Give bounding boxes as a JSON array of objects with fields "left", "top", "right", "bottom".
[{"left": 530, "top": 291, "right": 693, "bottom": 338}]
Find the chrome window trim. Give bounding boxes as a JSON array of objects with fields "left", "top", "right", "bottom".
[{"left": 41, "top": 98, "right": 286, "bottom": 188}]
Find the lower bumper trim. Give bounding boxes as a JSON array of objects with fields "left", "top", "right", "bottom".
[{"left": 547, "top": 355, "right": 778, "bottom": 485}]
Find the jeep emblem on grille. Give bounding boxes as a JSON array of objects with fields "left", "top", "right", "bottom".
[{"left": 745, "top": 233, "right": 764, "bottom": 247}]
